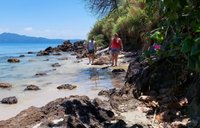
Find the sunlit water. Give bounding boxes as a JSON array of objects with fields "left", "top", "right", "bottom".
[{"left": 0, "top": 42, "right": 125, "bottom": 120}]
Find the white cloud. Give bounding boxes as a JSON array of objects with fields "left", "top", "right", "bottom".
[{"left": 24, "top": 27, "right": 33, "bottom": 32}]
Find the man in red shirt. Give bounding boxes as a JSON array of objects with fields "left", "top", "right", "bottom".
[{"left": 109, "top": 33, "right": 123, "bottom": 66}]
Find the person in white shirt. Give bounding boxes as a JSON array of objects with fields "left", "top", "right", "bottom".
[{"left": 86, "top": 38, "right": 97, "bottom": 65}]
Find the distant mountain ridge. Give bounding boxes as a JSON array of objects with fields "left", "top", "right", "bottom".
[{"left": 0, "top": 33, "right": 80, "bottom": 44}]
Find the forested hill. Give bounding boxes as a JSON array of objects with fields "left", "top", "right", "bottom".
[{"left": 0, "top": 33, "right": 64, "bottom": 44}]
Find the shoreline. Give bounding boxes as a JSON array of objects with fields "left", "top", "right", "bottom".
[{"left": 0, "top": 52, "right": 128, "bottom": 121}]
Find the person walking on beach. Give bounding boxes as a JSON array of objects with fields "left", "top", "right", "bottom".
[
  {"left": 109, "top": 33, "right": 123, "bottom": 66},
  {"left": 86, "top": 38, "right": 97, "bottom": 65}
]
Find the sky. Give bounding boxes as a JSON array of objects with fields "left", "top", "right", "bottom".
[{"left": 0, "top": 0, "right": 97, "bottom": 39}]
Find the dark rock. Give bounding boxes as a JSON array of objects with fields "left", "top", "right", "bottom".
[
  {"left": 112, "top": 69, "right": 125, "bottom": 73},
  {"left": 101, "top": 66, "right": 109, "bottom": 70},
  {"left": 19, "top": 55, "right": 25, "bottom": 57},
  {"left": 24, "top": 85, "right": 40, "bottom": 91},
  {"left": 44, "top": 46, "right": 53, "bottom": 52},
  {"left": 51, "top": 63, "right": 61, "bottom": 67},
  {"left": 27, "top": 51, "right": 34, "bottom": 54},
  {"left": 35, "top": 72, "right": 47, "bottom": 76},
  {"left": 57, "top": 84, "right": 77, "bottom": 90},
  {"left": 0, "top": 83, "right": 12, "bottom": 88},
  {"left": 7, "top": 58, "right": 20, "bottom": 63},
  {"left": 37, "top": 51, "right": 50, "bottom": 56},
  {"left": 1, "top": 96, "right": 18, "bottom": 104}
]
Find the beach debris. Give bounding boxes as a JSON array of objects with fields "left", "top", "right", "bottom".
[
  {"left": 57, "top": 84, "right": 77, "bottom": 90},
  {"left": 7, "top": 58, "right": 20, "bottom": 63},
  {"left": 0, "top": 83, "right": 12, "bottom": 88},
  {"left": 1, "top": 96, "right": 18, "bottom": 104},
  {"left": 24, "top": 85, "right": 40, "bottom": 91},
  {"left": 51, "top": 63, "right": 61, "bottom": 67}
]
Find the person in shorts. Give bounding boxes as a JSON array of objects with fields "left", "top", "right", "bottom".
[
  {"left": 109, "top": 33, "right": 123, "bottom": 66},
  {"left": 86, "top": 38, "right": 97, "bottom": 65}
]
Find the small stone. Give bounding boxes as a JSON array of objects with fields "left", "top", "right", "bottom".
[
  {"left": 24, "top": 85, "right": 40, "bottom": 91},
  {"left": 7, "top": 58, "right": 20, "bottom": 63},
  {"left": 35, "top": 72, "right": 47, "bottom": 76},
  {"left": 19, "top": 55, "right": 25, "bottom": 57},
  {"left": 57, "top": 84, "right": 77, "bottom": 90},
  {"left": 51, "top": 63, "right": 61, "bottom": 67},
  {"left": 0, "top": 83, "right": 12, "bottom": 88},
  {"left": 1, "top": 96, "right": 18, "bottom": 104}
]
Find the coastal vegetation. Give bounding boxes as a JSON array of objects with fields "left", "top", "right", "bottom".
[{"left": 85, "top": 0, "right": 200, "bottom": 126}]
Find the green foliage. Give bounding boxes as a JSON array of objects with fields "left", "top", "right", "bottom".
[
  {"left": 149, "top": 31, "right": 164, "bottom": 44},
  {"left": 145, "top": 0, "right": 200, "bottom": 71},
  {"left": 88, "top": 1, "right": 151, "bottom": 49}
]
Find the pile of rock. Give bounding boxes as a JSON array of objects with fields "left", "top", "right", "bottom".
[
  {"left": 125, "top": 56, "right": 200, "bottom": 127},
  {"left": 36, "top": 40, "right": 86, "bottom": 59}
]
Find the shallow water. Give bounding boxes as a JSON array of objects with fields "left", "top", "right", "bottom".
[{"left": 0, "top": 52, "right": 125, "bottom": 120}]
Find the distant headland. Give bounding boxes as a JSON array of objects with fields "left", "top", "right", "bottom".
[{"left": 0, "top": 32, "right": 81, "bottom": 44}]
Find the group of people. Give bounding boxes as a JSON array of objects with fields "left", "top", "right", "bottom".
[{"left": 85, "top": 33, "right": 123, "bottom": 66}]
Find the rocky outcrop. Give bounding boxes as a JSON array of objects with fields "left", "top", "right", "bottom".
[
  {"left": 36, "top": 40, "right": 86, "bottom": 57},
  {"left": 1, "top": 96, "right": 18, "bottom": 104},
  {"left": 57, "top": 84, "right": 77, "bottom": 90},
  {"left": 7, "top": 58, "right": 20, "bottom": 63},
  {"left": 0, "top": 95, "right": 117, "bottom": 128},
  {"left": 0, "top": 83, "right": 12, "bottom": 88},
  {"left": 125, "top": 55, "right": 200, "bottom": 127},
  {"left": 24, "top": 85, "right": 40, "bottom": 91}
]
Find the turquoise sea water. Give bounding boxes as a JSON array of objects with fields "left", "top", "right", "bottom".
[{"left": 0, "top": 42, "right": 61, "bottom": 60}]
